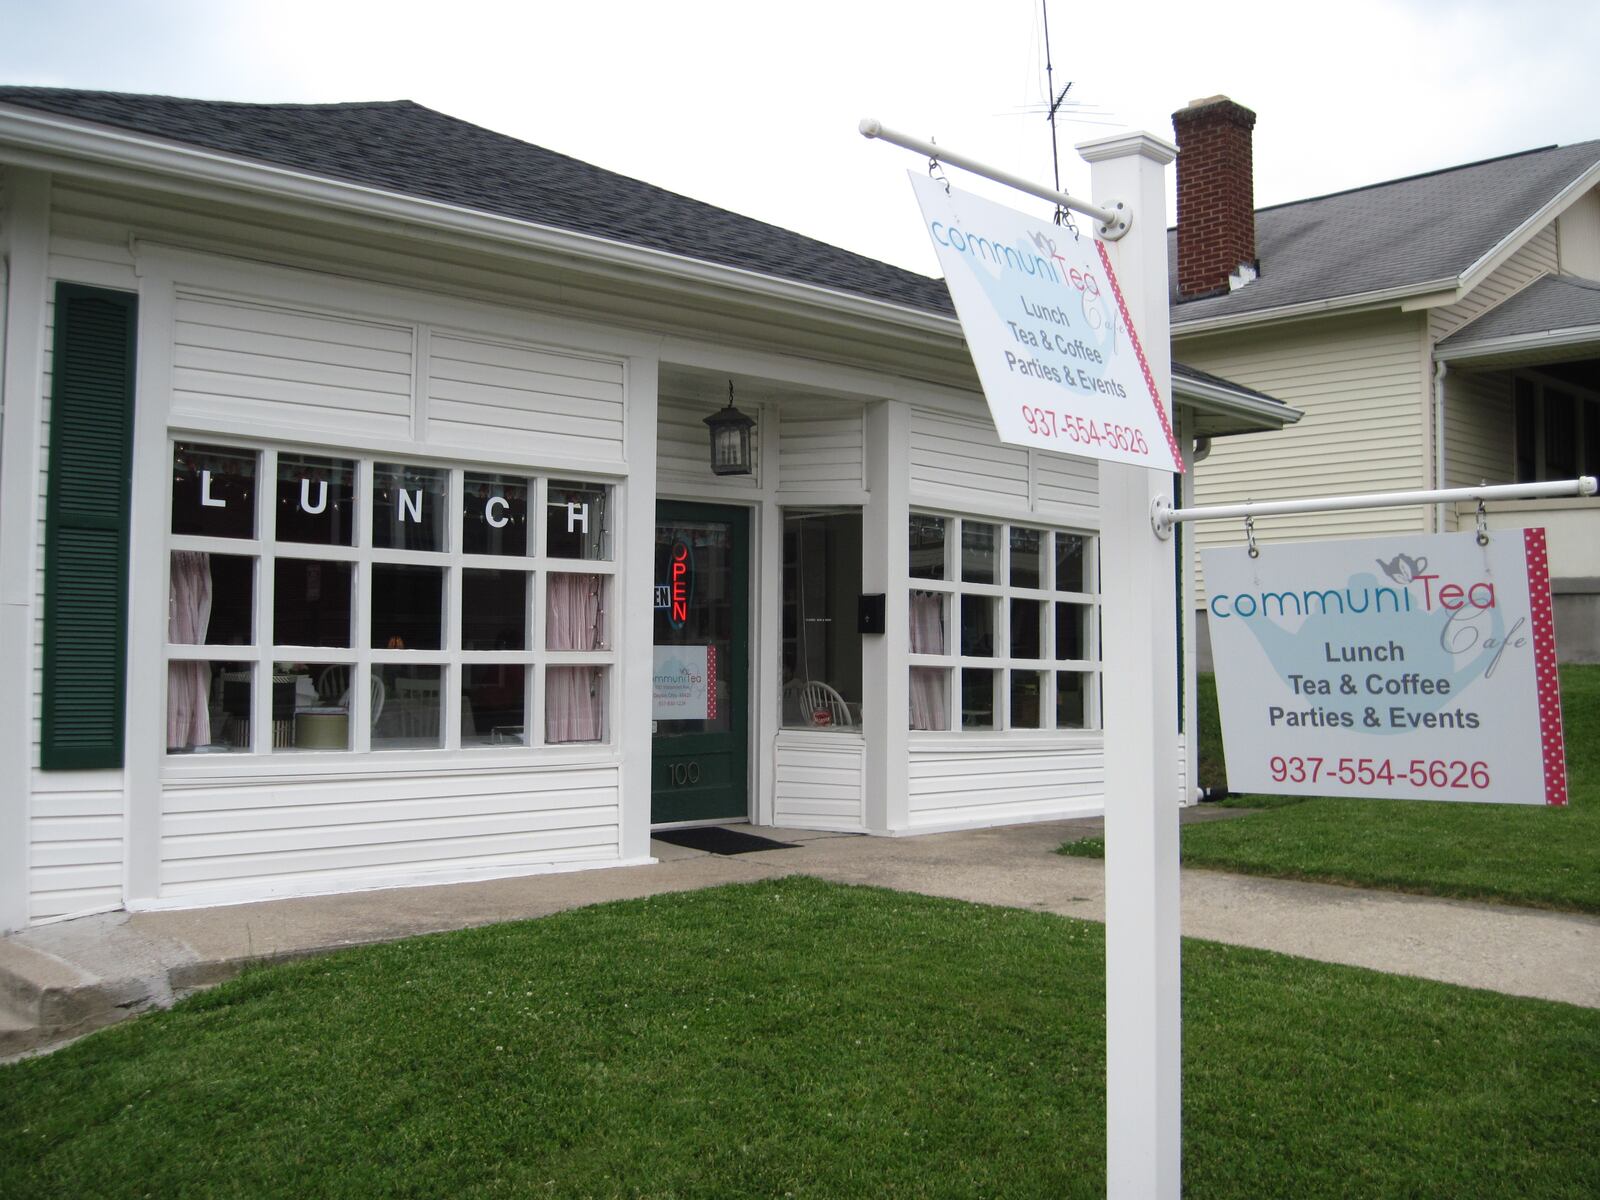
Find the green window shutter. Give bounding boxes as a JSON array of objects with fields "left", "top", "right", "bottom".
[{"left": 41, "top": 284, "right": 138, "bottom": 770}]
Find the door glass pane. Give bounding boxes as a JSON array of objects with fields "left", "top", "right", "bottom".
[
  {"left": 962, "top": 521, "right": 996, "bottom": 583},
  {"left": 371, "top": 564, "right": 443, "bottom": 650},
  {"left": 653, "top": 519, "right": 734, "bottom": 735},
  {"left": 462, "top": 472, "right": 529, "bottom": 557},
  {"left": 274, "top": 559, "right": 353, "bottom": 647},
  {"left": 276, "top": 455, "right": 355, "bottom": 546},
  {"left": 373, "top": 463, "right": 447, "bottom": 552},
  {"left": 172, "top": 444, "right": 256, "bottom": 539},
  {"left": 909, "top": 514, "right": 947, "bottom": 580},
  {"left": 781, "top": 510, "right": 862, "bottom": 729}
]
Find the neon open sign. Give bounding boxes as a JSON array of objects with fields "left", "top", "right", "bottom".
[{"left": 670, "top": 538, "right": 692, "bottom": 628}]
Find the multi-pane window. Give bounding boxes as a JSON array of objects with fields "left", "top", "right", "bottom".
[
  {"left": 907, "top": 513, "right": 1099, "bottom": 732},
  {"left": 165, "top": 441, "right": 614, "bottom": 757},
  {"left": 1514, "top": 376, "right": 1600, "bottom": 483}
]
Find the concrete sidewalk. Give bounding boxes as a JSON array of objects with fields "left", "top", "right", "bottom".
[{"left": 5, "top": 812, "right": 1598, "bottom": 1060}]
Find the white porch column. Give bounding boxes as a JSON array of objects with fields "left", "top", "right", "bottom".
[
  {"left": 619, "top": 353, "right": 661, "bottom": 861},
  {"left": 1079, "top": 131, "right": 1182, "bottom": 1199},
  {"left": 0, "top": 169, "right": 51, "bottom": 931}
]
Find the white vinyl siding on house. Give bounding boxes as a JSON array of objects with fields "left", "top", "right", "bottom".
[
  {"left": 1430, "top": 226, "right": 1559, "bottom": 342},
  {"left": 909, "top": 408, "right": 1030, "bottom": 511},
  {"left": 1443, "top": 369, "right": 1514, "bottom": 494},
  {"left": 29, "top": 773, "right": 124, "bottom": 921},
  {"left": 1555, "top": 188, "right": 1600, "bottom": 279},
  {"left": 426, "top": 334, "right": 625, "bottom": 463},
  {"left": 773, "top": 732, "right": 864, "bottom": 830},
  {"left": 1035, "top": 451, "right": 1099, "bottom": 515},
  {"left": 159, "top": 767, "right": 620, "bottom": 901},
  {"left": 777, "top": 407, "right": 865, "bottom": 492},
  {"left": 907, "top": 740, "right": 1103, "bottom": 829},
  {"left": 655, "top": 394, "right": 763, "bottom": 489},
  {"left": 1177, "top": 312, "right": 1431, "bottom": 598},
  {"left": 172, "top": 293, "right": 415, "bottom": 440}
]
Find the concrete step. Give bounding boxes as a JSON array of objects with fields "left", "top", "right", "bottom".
[{"left": 0, "top": 935, "right": 156, "bottom": 1061}]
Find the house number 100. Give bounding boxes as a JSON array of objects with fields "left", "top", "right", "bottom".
[{"left": 670, "top": 762, "right": 702, "bottom": 786}]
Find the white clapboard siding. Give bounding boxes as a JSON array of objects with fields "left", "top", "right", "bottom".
[
  {"left": 909, "top": 407, "right": 1030, "bottom": 510},
  {"left": 1443, "top": 370, "right": 1514, "bottom": 506},
  {"left": 172, "top": 293, "right": 415, "bottom": 439},
  {"left": 656, "top": 395, "right": 763, "bottom": 489},
  {"left": 773, "top": 732, "right": 865, "bottom": 830},
  {"left": 29, "top": 773, "right": 125, "bottom": 921},
  {"left": 426, "top": 334, "right": 626, "bottom": 463},
  {"left": 778, "top": 408, "right": 865, "bottom": 492},
  {"left": 1430, "top": 227, "right": 1559, "bottom": 342},
  {"left": 1035, "top": 449, "right": 1099, "bottom": 515},
  {"left": 907, "top": 740, "right": 1105, "bottom": 828},
  {"left": 160, "top": 768, "right": 621, "bottom": 900},
  {"left": 1178, "top": 312, "right": 1431, "bottom": 600}
]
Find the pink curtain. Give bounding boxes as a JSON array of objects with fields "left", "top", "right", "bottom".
[
  {"left": 167, "top": 552, "right": 213, "bottom": 749},
  {"left": 546, "top": 574, "right": 605, "bottom": 743},
  {"left": 909, "top": 591, "right": 947, "bottom": 731}
]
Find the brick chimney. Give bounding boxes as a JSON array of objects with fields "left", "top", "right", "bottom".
[{"left": 1172, "top": 95, "right": 1258, "bottom": 300}]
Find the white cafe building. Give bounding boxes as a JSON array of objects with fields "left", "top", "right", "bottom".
[{"left": 0, "top": 89, "right": 1296, "bottom": 929}]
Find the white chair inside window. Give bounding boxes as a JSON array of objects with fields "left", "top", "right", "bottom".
[
  {"left": 316, "top": 666, "right": 385, "bottom": 729},
  {"left": 800, "top": 680, "right": 854, "bottom": 729},
  {"left": 394, "top": 676, "right": 441, "bottom": 740}
]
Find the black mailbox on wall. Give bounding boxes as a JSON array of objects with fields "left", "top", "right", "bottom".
[{"left": 858, "top": 593, "right": 886, "bottom": 635}]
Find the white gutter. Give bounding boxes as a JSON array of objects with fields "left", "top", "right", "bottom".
[
  {"left": 1171, "top": 277, "right": 1460, "bottom": 337},
  {"left": 1170, "top": 373, "right": 1302, "bottom": 430},
  {"left": 1435, "top": 322, "right": 1600, "bottom": 363},
  {"left": 0, "top": 104, "right": 963, "bottom": 343},
  {"left": 1433, "top": 361, "right": 1448, "bottom": 531}
]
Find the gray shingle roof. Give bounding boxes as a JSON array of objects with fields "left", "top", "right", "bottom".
[
  {"left": 1439, "top": 274, "right": 1600, "bottom": 347},
  {"left": 1169, "top": 141, "right": 1600, "bottom": 327},
  {"left": 0, "top": 87, "right": 956, "bottom": 316}
]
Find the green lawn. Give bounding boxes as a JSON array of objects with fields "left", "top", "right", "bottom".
[
  {"left": 1063, "top": 665, "right": 1600, "bottom": 912},
  {"left": 2, "top": 879, "right": 1596, "bottom": 1199}
]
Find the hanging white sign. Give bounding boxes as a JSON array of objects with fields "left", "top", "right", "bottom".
[
  {"left": 908, "top": 171, "right": 1182, "bottom": 472},
  {"left": 1204, "top": 529, "right": 1567, "bottom": 805},
  {"left": 651, "top": 645, "right": 717, "bottom": 721}
]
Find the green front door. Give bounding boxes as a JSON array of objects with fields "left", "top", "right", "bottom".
[{"left": 651, "top": 502, "right": 749, "bottom": 823}]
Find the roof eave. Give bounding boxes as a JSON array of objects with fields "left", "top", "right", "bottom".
[
  {"left": 1171, "top": 279, "right": 1458, "bottom": 337},
  {"left": 1171, "top": 374, "right": 1302, "bottom": 433},
  {"left": 1453, "top": 159, "right": 1600, "bottom": 298},
  {"left": 0, "top": 103, "right": 960, "bottom": 342},
  {"left": 1436, "top": 323, "right": 1600, "bottom": 364}
]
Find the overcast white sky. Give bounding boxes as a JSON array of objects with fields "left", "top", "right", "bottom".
[{"left": 3, "top": 0, "right": 1597, "bottom": 276}]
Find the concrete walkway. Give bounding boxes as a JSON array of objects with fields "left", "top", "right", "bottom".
[{"left": 4, "top": 812, "right": 1598, "bottom": 1059}]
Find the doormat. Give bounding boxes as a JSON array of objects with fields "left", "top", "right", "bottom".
[{"left": 653, "top": 827, "right": 801, "bottom": 855}]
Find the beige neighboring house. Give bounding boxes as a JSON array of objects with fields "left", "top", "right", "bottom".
[{"left": 1168, "top": 97, "right": 1600, "bottom": 662}]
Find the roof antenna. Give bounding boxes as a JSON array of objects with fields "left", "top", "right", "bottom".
[{"left": 1041, "top": 0, "right": 1076, "bottom": 229}]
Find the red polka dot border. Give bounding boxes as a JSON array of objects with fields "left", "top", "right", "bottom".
[
  {"left": 1523, "top": 528, "right": 1567, "bottom": 806},
  {"left": 1096, "top": 239, "right": 1184, "bottom": 473},
  {"left": 706, "top": 644, "right": 718, "bottom": 722}
]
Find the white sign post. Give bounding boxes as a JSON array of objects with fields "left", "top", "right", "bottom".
[
  {"left": 888, "top": 122, "right": 1185, "bottom": 1199},
  {"left": 1205, "top": 529, "right": 1568, "bottom": 805}
]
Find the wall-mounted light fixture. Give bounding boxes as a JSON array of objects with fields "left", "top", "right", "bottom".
[{"left": 703, "top": 380, "right": 756, "bottom": 476}]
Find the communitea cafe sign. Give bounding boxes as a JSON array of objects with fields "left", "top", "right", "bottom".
[
  {"left": 908, "top": 172, "right": 1182, "bottom": 472},
  {"left": 1204, "top": 529, "right": 1567, "bottom": 805}
]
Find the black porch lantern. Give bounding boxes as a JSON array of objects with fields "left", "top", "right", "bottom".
[{"left": 703, "top": 380, "right": 756, "bottom": 476}]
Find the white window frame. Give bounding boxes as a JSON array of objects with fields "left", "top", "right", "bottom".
[
  {"left": 162, "top": 437, "right": 618, "bottom": 768},
  {"left": 907, "top": 511, "right": 1100, "bottom": 733}
]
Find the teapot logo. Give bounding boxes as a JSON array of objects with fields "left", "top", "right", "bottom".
[{"left": 1376, "top": 553, "right": 1428, "bottom": 585}]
